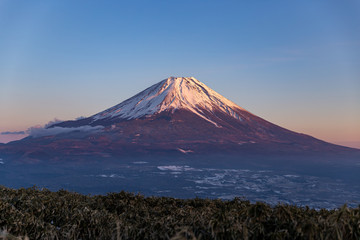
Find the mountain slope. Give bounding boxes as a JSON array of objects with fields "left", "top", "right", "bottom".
[
  {"left": 53, "top": 77, "right": 337, "bottom": 146},
  {"left": 1, "top": 77, "right": 357, "bottom": 160}
]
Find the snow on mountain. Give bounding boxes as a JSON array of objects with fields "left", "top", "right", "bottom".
[
  {"left": 1, "top": 76, "right": 357, "bottom": 160},
  {"left": 91, "top": 77, "right": 247, "bottom": 126}
]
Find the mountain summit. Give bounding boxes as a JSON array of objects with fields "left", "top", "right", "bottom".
[
  {"left": 56, "top": 76, "right": 253, "bottom": 129},
  {"left": 90, "top": 77, "right": 245, "bottom": 127},
  {"left": 1, "top": 77, "right": 356, "bottom": 160},
  {"left": 75, "top": 77, "right": 245, "bottom": 127}
]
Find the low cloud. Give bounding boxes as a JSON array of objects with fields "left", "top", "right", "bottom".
[
  {"left": 1, "top": 131, "right": 26, "bottom": 135},
  {"left": 1, "top": 118, "right": 103, "bottom": 140},
  {"left": 27, "top": 125, "right": 104, "bottom": 138},
  {"left": 75, "top": 116, "right": 87, "bottom": 120},
  {"left": 44, "top": 118, "right": 64, "bottom": 128}
]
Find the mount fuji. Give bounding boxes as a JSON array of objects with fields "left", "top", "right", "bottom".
[
  {"left": 1, "top": 77, "right": 357, "bottom": 161},
  {"left": 1, "top": 77, "right": 360, "bottom": 207}
]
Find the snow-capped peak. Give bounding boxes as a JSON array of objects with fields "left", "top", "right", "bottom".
[{"left": 91, "top": 77, "right": 247, "bottom": 125}]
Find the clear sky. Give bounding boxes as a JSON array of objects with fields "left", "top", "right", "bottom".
[{"left": 0, "top": 1, "right": 359, "bottom": 148}]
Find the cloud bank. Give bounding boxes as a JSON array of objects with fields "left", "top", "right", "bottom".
[
  {"left": 1, "top": 131, "right": 26, "bottom": 135},
  {"left": 27, "top": 125, "right": 104, "bottom": 138},
  {"left": 1, "top": 118, "right": 103, "bottom": 140},
  {"left": 44, "top": 118, "right": 64, "bottom": 128}
]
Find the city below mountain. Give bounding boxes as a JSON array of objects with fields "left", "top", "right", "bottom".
[{"left": 0, "top": 77, "right": 358, "bottom": 161}]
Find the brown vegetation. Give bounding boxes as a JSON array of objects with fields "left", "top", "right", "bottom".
[{"left": 0, "top": 186, "right": 359, "bottom": 239}]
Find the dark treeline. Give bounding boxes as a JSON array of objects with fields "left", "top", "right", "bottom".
[{"left": 0, "top": 186, "right": 359, "bottom": 239}]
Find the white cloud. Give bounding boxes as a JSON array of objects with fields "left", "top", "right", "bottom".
[
  {"left": 75, "top": 116, "right": 87, "bottom": 120},
  {"left": 1, "top": 131, "right": 26, "bottom": 135},
  {"left": 44, "top": 118, "right": 64, "bottom": 128},
  {"left": 27, "top": 125, "right": 104, "bottom": 138}
]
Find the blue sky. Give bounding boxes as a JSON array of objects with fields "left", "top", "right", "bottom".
[{"left": 0, "top": 1, "right": 359, "bottom": 147}]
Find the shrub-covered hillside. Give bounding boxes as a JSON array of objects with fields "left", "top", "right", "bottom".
[{"left": 0, "top": 186, "right": 359, "bottom": 239}]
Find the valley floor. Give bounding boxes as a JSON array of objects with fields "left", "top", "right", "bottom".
[{"left": 1, "top": 154, "right": 359, "bottom": 209}]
